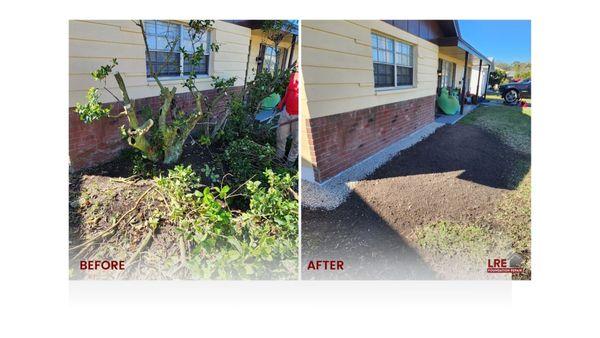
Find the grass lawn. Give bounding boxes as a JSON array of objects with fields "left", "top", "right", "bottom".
[
  {"left": 461, "top": 100, "right": 531, "bottom": 153},
  {"left": 486, "top": 92, "right": 532, "bottom": 105},
  {"left": 417, "top": 101, "right": 531, "bottom": 279}
]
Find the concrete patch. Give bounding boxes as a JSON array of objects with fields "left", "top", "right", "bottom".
[{"left": 301, "top": 121, "right": 444, "bottom": 210}]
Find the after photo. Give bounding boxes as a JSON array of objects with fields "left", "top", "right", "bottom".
[{"left": 300, "top": 20, "right": 531, "bottom": 280}]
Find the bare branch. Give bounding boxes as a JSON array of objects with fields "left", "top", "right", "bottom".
[{"left": 136, "top": 20, "right": 165, "bottom": 91}]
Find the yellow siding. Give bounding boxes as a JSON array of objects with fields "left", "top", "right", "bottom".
[
  {"left": 439, "top": 52, "right": 466, "bottom": 89},
  {"left": 299, "top": 72, "right": 314, "bottom": 168},
  {"left": 245, "top": 29, "right": 296, "bottom": 83},
  {"left": 302, "top": 20, "right": 440, "bottom": 119},
  {"left": 69, "top": 20, "right": 251, "bottom": 107}
]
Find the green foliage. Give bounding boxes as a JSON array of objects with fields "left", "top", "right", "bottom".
[
  {"left": 130, "top": 152, "right": 162, "bottom": 178},
  {"left": 245, "top": 169, "right": 298, "bottom": 234},
  {"left": 223, "top": 138, "right": 276, "bottom": 182},
  {"left": 494, "top": 61, "right": 531, "bottom": 82},
  {"left": 260, "top": 20, "right": 294, "bottom": 76},
  {"left": 489, "top": 69, "right": 507, "bottom": 88},
  {"left": 198, "top": 134, "right": 211, "bottom": 146},
  {"left": 200, "top": 164, "right": 220, "bottom": 184},
  {"left": 155, "top": 165, "right": 298, "bottom": 279},
  {"left": 247, "top": 66, "right": 294, "bottom": 113},
  {"left": 76, "top": 59, "right": 119, "bottom": 124},
  {"left": 211, "top": 75, "right": 237, "bottom": 90},
  {"left": 91, "top": 58, "right": 118, "bottom": 81},
  {"left": 216, "top": 95, "right": 275, "bottom": 146},
  {"left": 76, "top": 20, "right": 235, "bottom": 165},
  {"left": 75, "top": 87, "right": 112, "bottom": 124}
]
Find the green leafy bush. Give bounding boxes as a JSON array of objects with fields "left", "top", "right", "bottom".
[
  {"left": 223, "top": 138, "right": 275, "bottom": 182},
  {"left": 154, "top": 165, "right": 298, "bottom": 279},
  {"left": 76, "top": 87, "right": 112, "bottom": 124},
  {"left": 247, "top": 66, "right": 295, "bottom": 113}
]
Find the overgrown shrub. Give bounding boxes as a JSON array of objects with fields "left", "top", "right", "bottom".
[
  {"left": 223, "top": 138, "right": 276, "bottom": 182},
  {"left": 154, "top": 165, "right": 298, "bottom": 279},
  {"left": 246, "top": 66, "right": 295, "bottom": 113}
]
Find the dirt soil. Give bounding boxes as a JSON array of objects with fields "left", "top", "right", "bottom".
[
  {"left": 69, "top": 142, "right": 222, "bottom": 279},
  {"left": 302, "top": 124, "right": 530, "bottom": 280},
  {"left": 80, "top": 141, "right": 218, "bottom": 178}
]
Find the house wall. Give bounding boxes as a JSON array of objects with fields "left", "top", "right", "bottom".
[
  {"left": 301, "top": 20, "right": 439, "bottom": 182},
  {"left": 69, "top": 20, "right": 251, "bottom": 171},
  {"left": 245, "top": 30, "right": 297, "bottom": 83},
  {"left": 69, "top": 20, "right": 250, "bottom": 106},
  {"left": 469, "top": 65, "right": 488, "bottom": 96},
  {"left": 438, "top": 52, "right": 466, "bottom": 90}
]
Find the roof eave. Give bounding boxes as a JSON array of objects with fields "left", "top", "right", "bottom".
[{"left": 434, "top": 36, "right": 492, "bottom": 66}]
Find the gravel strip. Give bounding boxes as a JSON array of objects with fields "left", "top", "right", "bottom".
[{"left": 301, "top": 121, "right": 444, "bottom": 210}]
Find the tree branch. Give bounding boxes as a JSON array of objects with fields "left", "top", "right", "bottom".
[
  {"left": 136, "top": 20, "right": 165, "bottom": 92},
  {"left": 114, "top": 72, "right": 139, "bottom": 128}
]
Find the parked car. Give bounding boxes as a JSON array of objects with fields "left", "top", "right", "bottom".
[{"left": 499, "top": 79, "right": 531, "bottom": 104}]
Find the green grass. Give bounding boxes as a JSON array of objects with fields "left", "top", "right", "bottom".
[
  {"left": 417, "top": 100, "right": 531, "bottom": 279},
  {"left": 417, "top": 221, "right": 494, "bottom": 263},
  {"left": 486, "top": 92, "right": 531, "bottom": 104},
  {"left": 461, "top": 103, "right": 531, "bottom": 154},
  {"left": 493, "top": 169, "right": 531, "bottom": 279}
]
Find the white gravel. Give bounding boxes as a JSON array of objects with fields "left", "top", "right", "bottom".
[{"left": 301, "top": 121, "right": 444, "bottom": 210}]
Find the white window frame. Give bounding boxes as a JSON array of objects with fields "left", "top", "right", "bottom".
[
  {"left": 144, "top": 20, "right": 211, "bottom": 80},
  {"left": 371, "top": 33, "right": 416, "bottom": 90}
]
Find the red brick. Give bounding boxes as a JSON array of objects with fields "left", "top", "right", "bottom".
[
  {"left": 305, "top": 95, "right": 435, "bottom": 182},
  {"left": 69, "top": 86, "right": 242, "bottom": 171}
]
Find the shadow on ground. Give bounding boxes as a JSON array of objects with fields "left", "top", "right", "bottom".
[
  {"left": 302, "top": 123, "right": 530, "bottom": 280},
  {"left": 302, "top": 191, "right": 437, "bottom": 280},
  {"left": 363, "top": 124, "right": 530, "bottom": 190}
]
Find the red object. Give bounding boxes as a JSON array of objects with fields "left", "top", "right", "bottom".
[{"left": 276, "top": 72, "right": 299, "bottom": 115}]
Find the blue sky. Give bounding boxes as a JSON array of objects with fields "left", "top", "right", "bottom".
[{"left": 458, "top": 20, "right": 531, "bottom": 63}]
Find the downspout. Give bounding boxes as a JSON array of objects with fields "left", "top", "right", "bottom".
[
  {"left": 243, "top": 36, "right": 252, "bottom": 92},
  {"left": 460, "top": 51, "right": 469, "bottom": 114},
  {"left": 475, "top": 59, "right": 483, "bottom": 101}
]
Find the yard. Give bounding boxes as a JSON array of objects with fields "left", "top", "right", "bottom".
[
  {"left": 70, "top": 67, "right": 299, "bottom": 280},
  {"left": 302, "top": 97, "right": 531, "bottom": 280}
]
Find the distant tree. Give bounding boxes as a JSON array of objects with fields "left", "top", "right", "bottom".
[
  {"left": 489, "top": 69, "right": 507, "bottom": 88},
  {"left": 495, "top": 61, "right": 531, "bottom": 81}
]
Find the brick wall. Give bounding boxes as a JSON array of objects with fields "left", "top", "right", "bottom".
[
  {"left": 69, "top": 86, "right": 242, "bottom": 171},
  {"left": 306, "top": 95, "right": 435, "bottom": 183}
]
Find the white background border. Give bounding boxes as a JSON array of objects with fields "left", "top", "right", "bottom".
[{"left": 1, "top": 0, "right": 599, "bottom": 336}]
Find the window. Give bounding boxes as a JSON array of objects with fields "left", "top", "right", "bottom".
[
  {"left": 258, "top": 44, "right": 288, "bottom": 73},
  {"left": 439, "top": 59, "right": 456, "bottom": 88},
  {"left": 371, "top": 33, "right": 414, "bottom": 88},
  {"left": 144, "top": 20, "right": 210, "bottom": 78}
]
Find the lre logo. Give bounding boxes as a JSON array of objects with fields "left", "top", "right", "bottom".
[{"left": 487, "top": 253, "right": 524, "bottom": 274}]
